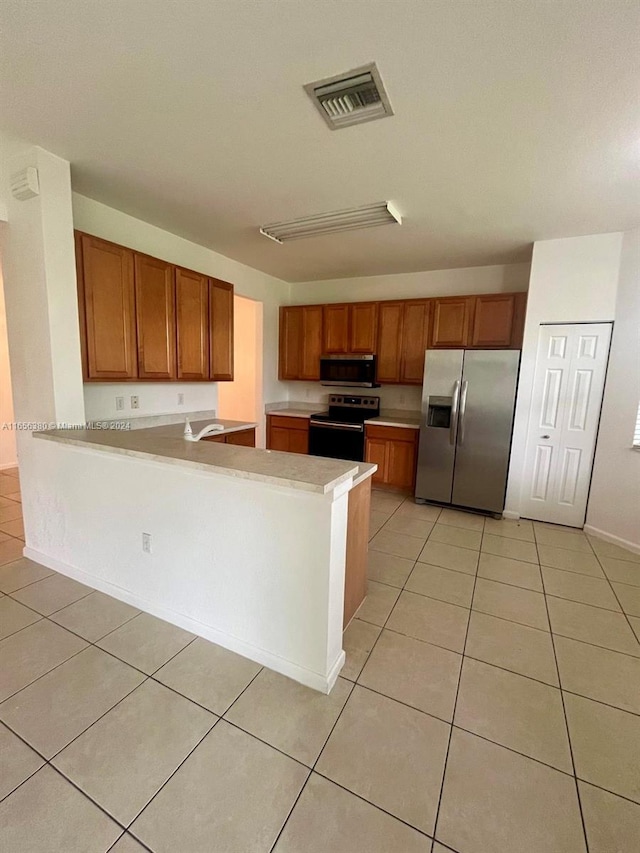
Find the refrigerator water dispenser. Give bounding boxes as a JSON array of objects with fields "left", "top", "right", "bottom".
[{"left": 427, "top": 397, "right": 452, "bottom": 429}]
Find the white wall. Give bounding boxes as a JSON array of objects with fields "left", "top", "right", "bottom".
[
  {"left": 73, "top": 194, "right": 289, "bottom": 438},
  {"left": 587, "top": 228, "right": 640, "bottom": 550},
  {"left": 1, "top": 143, "right": 86, "bottom": 553},
  {"left": 0, "top": 262, "right": 17, "bottom": 468},
  {"left": 505, "top": 232, "right": 624, "bottom": 519},
  {"left": 289, "top": 262, "right": 531, "bottom": 305}
]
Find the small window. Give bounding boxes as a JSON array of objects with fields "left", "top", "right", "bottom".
[{"left": 634, "top": 402, "right": 640, "bottom": 449}]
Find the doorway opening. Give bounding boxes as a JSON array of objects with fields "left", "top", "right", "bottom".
[
  {"left": 217, "top": 295, "right": 264, "bottom": 446},
  {"left": 0, "top": 251, "right": 23, "bottom": 556}
]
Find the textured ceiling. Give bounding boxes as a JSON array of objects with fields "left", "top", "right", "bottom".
[{"left": 1, "top": 0, "right": 638, "bottom": 281}]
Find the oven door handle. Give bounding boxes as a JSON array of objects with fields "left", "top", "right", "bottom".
[{"left": 310, "top": 421, "right": 364, "bottom": 432}]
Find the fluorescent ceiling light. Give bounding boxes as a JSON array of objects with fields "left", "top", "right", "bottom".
[{"left": 260, "top": 201, "right": 401, "bottom": 244}]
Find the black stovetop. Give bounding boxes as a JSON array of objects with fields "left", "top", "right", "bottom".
[{"left": 311, "top": 394, "right": 380, "bottom": 425}]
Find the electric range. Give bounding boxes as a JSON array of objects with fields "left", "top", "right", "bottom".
[{"left": 309, "top": 394, "right": 380, "bottom": 462}]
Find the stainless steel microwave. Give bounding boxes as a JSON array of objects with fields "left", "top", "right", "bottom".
[{"left": 319, "top": 354, "right": 379, "bottom": 388}]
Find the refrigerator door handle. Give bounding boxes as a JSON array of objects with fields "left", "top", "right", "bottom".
[
  {"left": 449, "top": 380, "right": 461, "bottom": 446},
  {"left": 458, "top": 380, "right": 469, "bottom": 446}
]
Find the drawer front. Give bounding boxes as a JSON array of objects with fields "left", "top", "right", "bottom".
[
  {"left": 226, "top": 428, "right": 256, "bottom": 447},
  {"left": 268, "top": 415, "right": 309, "bottom": 432},
  {"left": 366, "top": 424, "right": 418, "bottom": 443}
]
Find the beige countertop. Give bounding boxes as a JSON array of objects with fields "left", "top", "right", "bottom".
[
  {"left": 178, "top": 419, "right": 257, "bottom": 437},
  {"left": 365, "top": 415, "right": 420, "bottom": 429},
  {"left": 267, "top": 409, "right": 314, "bottom": 419},
  {"left": 34, "top": 419, "right": 376, "bottom": 495}
]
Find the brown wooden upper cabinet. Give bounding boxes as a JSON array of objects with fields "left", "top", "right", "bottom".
[
  {"left": 75, "top": 231, "right": 235, "bottom": 383},
  {"left": 323, "top": 302, "right": 377, "bottom": 354},
  {"left": 175, "top": 267, "right": 209, "bottom": 381},
  {"left": 135, "top": 254, "right": 176, "bottom": 381},
  {"left": 278, "top": 305, "right": 323, "bottom": 381},
  {"left": 209, "top": 278, "right": 234, "bottom": 381},
  {"left": 429, "top": 296, "right": 475, "bottom": 348},
  {"left": 470, "top": 292, "right": 527, "bottom": 348},
  {"left": 77, "top": 234, "right": 137, "bottom": 380},
  {"left": 279, "top": 306, "right": 302, "bottom": 380},
  {"left": 376, "top": 301, "right": 405, "bottom": 383},
  {"left": 400, "top": 300, "right": 432, "bottom": 383},
  {"left": 376, "top": 299, "right": 431, "bottom": 385}
]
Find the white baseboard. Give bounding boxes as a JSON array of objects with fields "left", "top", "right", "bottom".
[
  {"left": 502, "top": 510, "right": 521, "bottom": 520},
  {"left": 23, "top": 547, "right": 343, "bottom": 694},
  {"left": 582, "top": 526, "right": 640, "bottom": 556}
]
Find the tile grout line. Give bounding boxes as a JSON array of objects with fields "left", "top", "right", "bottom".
[
  {"left": 533, "top": 524, "right": 591, "bottom": 853},
  {"left": 363, "top": 549, "right": 640, "bottom": 658},
  {"left": 589, "top": 541, "right": 640, "bottom": 644},
  {"left": 3, "top": 504, "right": 637, "bottom": 847},
  {"left": 106, "top": 829, "right": 154, "bottom": 853},
  {"left": 270, "top": 493, "right": 440, "bottom": 852},
  {"left": 429, "top": 515, "right": 483, "bottom": 847}
]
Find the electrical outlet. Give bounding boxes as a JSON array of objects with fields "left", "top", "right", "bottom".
[
  {"left": 130, "top": 395, "right": 140, "bottom": 409},
  {"left": 142, "top": 532, "right": 152, "bottom": 553},
  {"left": 177, "top": 393, "right": 184, "bottom": 405},
  {"left": 115, "top": 396, "right": 125, "bottom": 411}
]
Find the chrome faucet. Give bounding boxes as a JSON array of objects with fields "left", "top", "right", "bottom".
[{"left": 183, "top": 418, "right": 225, "bottom": 442}]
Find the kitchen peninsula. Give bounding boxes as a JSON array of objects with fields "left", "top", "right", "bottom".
[{"left": 30, "top": 419, "right": 376, "bottom": 693}]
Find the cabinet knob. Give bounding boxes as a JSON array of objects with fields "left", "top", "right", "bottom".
[{"left": 541, "top": 435, "right": 551, "bottom": 440}]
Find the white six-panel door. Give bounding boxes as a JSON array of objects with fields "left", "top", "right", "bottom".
[{"left": 520, "top": 323, "right": 612, "bottom": 527}]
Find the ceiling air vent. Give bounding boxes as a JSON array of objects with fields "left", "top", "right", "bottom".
[{"left": 304, "top": 63, "right": 393, "bottom": 130}]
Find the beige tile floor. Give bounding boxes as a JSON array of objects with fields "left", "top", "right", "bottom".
[{"left": 1, "top": 471, "right": 639, "bottom": 852}]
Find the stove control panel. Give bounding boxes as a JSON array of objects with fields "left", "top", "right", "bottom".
[{"left": 328, "top": 395, "right": 380, "bottom": 410}]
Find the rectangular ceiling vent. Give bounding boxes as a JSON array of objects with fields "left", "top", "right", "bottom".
[
  {"left": 260, "top": 201, "right": 401, "bottom": 243},
  {"left": 304, "top": 63, "right": 393, "bottom": 130}
]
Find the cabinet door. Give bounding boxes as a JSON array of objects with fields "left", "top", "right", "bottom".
[
  {"left": 471, "top": 294, "right": 516, "bottom": 348},
  {"left": 365, "top": 437, "right": 388, "bottom": 485},
  {"left": 376, "top": 302, "right": 404, "bottom": 383},
  {"left": 510, "top": 292, "right": 527, "bottom": 349},
  {"left": 350, "top": 302, "right": 378, "bottom": 353},
  {"left": 210, "top": 278, "right": 234, "bottom": 381},
  {"left": 386, "top": 439, "right": 417, "bottom": 490},
  {"left": 135, "top": 254, "right": 176, "bottom": 380},
  {"left": 80, "top": 234, "right": 137, "bottom": 380},
  {"left": 300, "top": 306, "right": 323, "bottom": 380},
  {"left": 288, "top": 428, "right": 309, "bottom": 455},
  {"left": 268, "top": 426, "right": 291, "bottom": 452},
  {"left": 176, "top": 268, "right": 209, "bottom": 380},
  {"left": 400, "top": 300, "right": 431, "bottom": 383},
  {"left": 430, "top": 297, "right": 474, "bottom": 348},
  {"left": 323, "top": 304, "right": 350, "bottom": 354},
  {"left": 226, "top": 428, "right": 256, "bottom": 447},
  {"left": 279, "top": 306, "right": 303, "bottom": 380}
]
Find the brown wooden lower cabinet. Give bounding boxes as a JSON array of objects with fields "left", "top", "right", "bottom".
[
  {"left": 203, "top": 428, "right": 256, "bottom": 447},
  {"left": 266, "top": 415, "right": 309, "bottom": 454},
  {"left": 343, "top": 476, "right": 371, "bottom": 627},
  {"left": 365, "top": 424, "right": 419, "bottom": 492}
]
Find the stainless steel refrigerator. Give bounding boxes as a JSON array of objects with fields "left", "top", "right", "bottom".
[{"left": 415, "top": 349, "right": 520, "bottom": 513}]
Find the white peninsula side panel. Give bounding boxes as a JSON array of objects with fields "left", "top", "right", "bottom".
[{"left": 26, "top": 438, "right": 351, "bottom": 693}]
